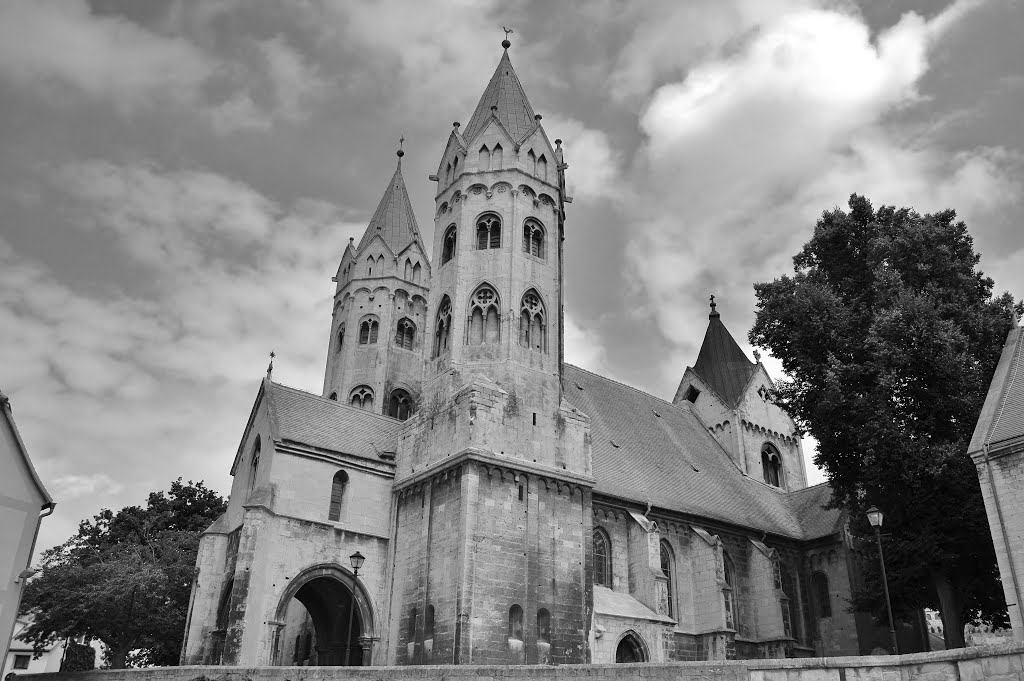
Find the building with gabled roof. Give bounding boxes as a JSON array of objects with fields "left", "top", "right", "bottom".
[{"left": 181, "top": 39, "right": 915, "bottom": 669}]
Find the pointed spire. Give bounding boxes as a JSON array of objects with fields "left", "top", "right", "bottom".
[
  {"left": 462, "top": 40, "right": 538, "bottom": 142},
  {"left": 692, "top": 301, "right": 756, "bottom": 409},
  {"left": 356, "top": 145, "right": 421, "bottom": 254}
]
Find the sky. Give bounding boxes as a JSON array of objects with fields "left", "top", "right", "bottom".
[{"left": 1, "top": 0, "right": 1022, "bottom": 555}]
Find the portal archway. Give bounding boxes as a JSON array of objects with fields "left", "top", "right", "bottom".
[
  {"left": 274, "top": 563, "right": 374, "bottom": 666},
  {"left": 615, "top": 630, "right": 648, "bottom": 663}
]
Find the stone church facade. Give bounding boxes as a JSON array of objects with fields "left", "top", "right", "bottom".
[{"left": 181, "top": 42, "right": 914, "bottom": 667}]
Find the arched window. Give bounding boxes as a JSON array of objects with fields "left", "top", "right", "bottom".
[
  {"left": 366, "top": 255, "right": 374, "bottom": 277},
  {"left": 395, "top": 318, "right": 415, "bottom": 350},
  {"left": 528, "top": 149, "right": 536, "bottom": 175},
  {"left": 537, "top": 608, "right": 551, "bottom": 643},
  {"left": 519, "top": 289, "right": 546, "bottom": 352},
  {"left": 479, "top": 145, "right": 490, "bottom": 171},
  {"left": 762, "top": 443, "right": 782, "bottom": 487},
  {"left": 425, "top": 604, "right": 435, "bottom": 640},
  {"left": 388, "top": 389, "right": 413, "bottom": 421},
  {"left": 433, "top": 295, "right": 452, "bottom": 358},
  {"left": 350, "top": 385, "right": 374, "bottom": 410},
  {"left": 593, "top": 528, "right": 612, "bottom": 587},
  {"left": 336, "top": 324, "right": 345, "bottom": 353},
  {"left": 359, "top": 317, "right": 379, "bottom": 345},
  {"left": 492, "top": 144, "right": 503, "bottom": 169},
  {"left": 660, "top": 540, "right": 675, "bottom": 619},
  {"left": 780, "top": 565, "right": 795, "bottom": 639},
  {"left": 404, "top": 259, "right": 412, "bottom": 280},
  {"left": 467, "top": 284, "right": 500, "bottom": 345},
  {"left": 328, "top": 470, "right": 348, "bottom": 521},
  {"left": 408, "top": 607, "right": 417, "bottom": 642},
  {"left": 249, "top": 438, "right": 261, "bottom": 492},
  {"left": 377, "top": 254, "right": 385, "bottom": 275},
  {"left": 476, "top": 214, "right": 501, "bottom": 249},
  {"left": 537, "top": 154, "right": 548, "bottom": 182},
  {"left": 523, "top": 220, "right": 544, "bottom": 258},
  {"left": 508, "top": 605, "right": 524, "bottom": 641},
  {"left": 329, "top": 392, "right": 338, "bottom": 401},
  {"left": 442, "top": 225, "right": 457, "bottom": 265},
  {"left": 723, "top": 550, "right": 736, "bottom": 629},
  {"left": 445, "top": 162, "right": 451, "bottom": 184},
  {"left": 413, "top": 262, "right": 422, "bottom": 284},
  {"left": 453, "top": 155, "right": 459, "bottom": 177},
  {"left": 811, "top": 572, "right": 831, "bottom": 619}
]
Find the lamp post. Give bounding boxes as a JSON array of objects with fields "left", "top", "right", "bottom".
[
  {"left": 343, "top": 551, "right": 365, "bottom": 666},
  {"left": 866, "top": 506, "right": 899, "bottom": 655}
]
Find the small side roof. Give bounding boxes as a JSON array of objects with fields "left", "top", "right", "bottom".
[
  {"left": 969, "top": 315, "right": 1024, "bottom": 454},
  {"left": 0, "top": 388, "right": 54, "bottom": 510}
]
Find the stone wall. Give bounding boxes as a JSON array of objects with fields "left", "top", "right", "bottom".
[{"left": 16, "top": 644, "right": 1024, "bottom": 681}]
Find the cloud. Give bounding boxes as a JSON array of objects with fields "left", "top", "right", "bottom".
[
  {"left": 50, "top": 473, "right": 123, "bottom": 501},
  {"left": 564, "top": 314, "right": 609, "bottom": 375},
  {"left": 542, "top": 115, "right": 620, "bottom": 200}
]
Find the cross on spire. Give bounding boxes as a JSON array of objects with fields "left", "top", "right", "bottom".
[{"left": 709, "top": 294, "right": 720, "bottom": 319}]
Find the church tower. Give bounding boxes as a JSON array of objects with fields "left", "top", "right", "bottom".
[
  {"left": 388, "top": 39, "right": 594, "bottom": 666},
  {"left": 324, "top": 147, "right": 430, "bottom": 419}
]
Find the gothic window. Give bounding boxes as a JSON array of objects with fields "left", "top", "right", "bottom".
[
  {"left": 811, "top": 572, "right": 831, "bottom": 619},
  {"left": 395, "top": 318, "right": 415, "bottom": 350},
  {"left": 528, "top": 149, "right": 536, "bottom": 175},
  {"left": 593, "top": 527, "right": 612, "bottom": 587},
  {"left": 328, "top": 470, "right": 348, "bottom": 521},
  {"left": 453, "top": 155, "right": 459, "bottom": 177},
  {"left": 425, "top": 605, "right": 435, "bottom": 641},
  {"left": 762, "top": 443, "right": 782, "bottom": 487},
  {"left": 249, "top": 437, "right": 260, "bottom": 492},
  {"left": 519, "top": 289, "right": 546, "bottom": 352},
  {"left": 337, "top": 324, "right": 345, "bottom": 353},
  {"left": 413, "top": 262, "right": 422, "bottom": 284},
  {"left": 377, "top": 254, "right": 385, "bottom": 275},
  {"left": 492, "top": 144, "right": 503, "bottom": 169},
  {"left": 329, "top": 392, "right": 337, "bottom": 401},
  {"left": 523, "top": 220, "right": 545, "bottom": 258},
  {"left": 537, "top": 608, "right": 551, "bottom": 643},
  {"left": 476, "top": 213, "right": 501, "bottom": 249},
  {"left": 442, "top": 225, "right": 457, "bottom": 265},
  {"left": 780, "top": 566, "right": 795, "bottom": 639},
  {"left": 479, "top": 145, "right": 490, "bottom": 171},
  {"left": 538, "top": 154, "right": 548, "bottom": 182},
  {"left": 404, "top": 259, "right": 412, "bottom": 280},
  {"left": 723, "top": 550, "right": 737, "bottom": 630},
  {"left": 366, "top": 256, "right": 374, "bottom": 277},
  {"left": 445, "top": 162, "right": 451, "bottom": 184},
  {"left": 660, "top": 540, "right": 675, "bottom": 619},
  {"left": 359, "top": 316, "right": 379, "bottom": 345},
  {"left": 388, "top": 389, "right": 413, "bottom": 421},
  {"left": 433, "top": 295, "right": 452, "bottom": 358},
  {"left": 467, "top": 284, "right": 500, "bottom": 345},
  {"left": 508, "top": 605, "right": 524, "bottom": 641},
  {"left": 350, "top": 385, "right": 374, "bottom": 410}
]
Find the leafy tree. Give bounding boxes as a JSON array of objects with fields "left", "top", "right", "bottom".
[
  {"left": 19, "top": 479, "right": 226, "bottom": 668},
  {"left": 750, "top": 194, "right": 1021, "bottom": 648}
]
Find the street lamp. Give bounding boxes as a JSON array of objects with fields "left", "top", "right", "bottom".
[
  {"left": 866, "top": 506, "right": 899, "bottom": 655},
  {"left": 343, "top": 551, "right": 365, "bottom": 666}
]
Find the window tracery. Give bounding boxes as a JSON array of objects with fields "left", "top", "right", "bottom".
[
  {"left": 476, "top": 214, "right": 501, "bottom": 249},
  {"left": 762, "top": 443, "right": 783, "bottom": 487},
  {"left": 395, "top": 317, "right": 415, "bottom": 350},
  {"left": 433, "top": 295, "right": 452, "bottom": 358},
  {"left": 519, "top": 289, "right": 546, "bottom": 352},
  {"left": 593, "top": 528, "right": 612, "bottom": 587},
  {"left": 660, "top": 540, "right": 675, "bottom": 619},
  {"left": 523, "top": 220, "right": 545, "bottom": 258},
  {"left": 350, "top": 385, "right": 374, "bottom": 410},
  {"left": 359, "top": 317, "right": 379, "bottom": 345},
  {"left": 388, "top": 389, "right": 413, "bottom": 421},
  {"left": 467, "top": 284, "right": 500, "bottom": 344}
]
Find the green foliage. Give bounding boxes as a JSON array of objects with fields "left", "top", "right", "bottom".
[
  {"left": 750, "top": 195, "right": 1021, "bottom": 643},
  {"left": 19, "top": 479, "right": 226, "bottom": 668},
  {"left": 60, "top": 642, "right": 96, "bottom": 672}
]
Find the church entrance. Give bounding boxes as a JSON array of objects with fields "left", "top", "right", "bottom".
[
  {"left": 615, "top": 631, "right": 647, "bottom": 663},
  {"left": 275, "top": 565, "right": 372, "bottom": 666}
]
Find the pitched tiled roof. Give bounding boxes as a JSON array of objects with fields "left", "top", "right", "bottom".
[
  {"left": 564, "top": 365, "right": 829, "bottom": 540},
  {"left": 268, "top": 382, "right": 403, "bottom": 460},
  {"left": 786, "top": 483, "right": 843, "bottom": 540},
  {"left": 969, "top": 317, "right": 1024, "bottom": 454},
  {"left": 356, "top": 161, "right": 421, "bottom": 255},
  {"left": 691, "top": 310, "right": 756, "bottom": 409},
  {"left": 593, "top": 586, "right": 674, "bottom": 624},
  {"left": 462, "top": 49, "right": 538, "bottom": 143}
]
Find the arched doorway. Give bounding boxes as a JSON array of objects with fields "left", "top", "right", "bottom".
[
  {"left": 275, "top": 564, "right": 373, "bottom": 666},
  {"left": 615, "top": 631, "right": 648, "bottom": 663}
]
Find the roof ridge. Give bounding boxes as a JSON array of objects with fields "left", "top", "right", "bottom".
[
  {"left": 565, "top": 363, "right": 681, "bottom": 409},
  {"left": 785, "top": 480, "right": 833, "bottom": 497},
  {"left": 269, "top": 381, "right": 404, "bottom": 427},
  {"left": 987, "top": 325, "right": 1024, "bottom": 447}
]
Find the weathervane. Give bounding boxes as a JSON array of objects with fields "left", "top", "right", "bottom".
[
  {"left": 397, "top": 134, "right": 405, "bottom": 160},
  {"left": 267, "top": 350, "right": 275, "bottom": 379},
  {"left": 502, "top": 26, "right": 513, "bottom": 49}
]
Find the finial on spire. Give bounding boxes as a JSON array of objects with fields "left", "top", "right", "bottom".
[
  {"left": 753, "top": 349, "right": 761, "bottom": 363},
  {"left": 267, "top": 350, "right": 275, "bottom": 379},
  {"left": 502, "top": 26, "right": 513, "bottom": 49},
  {"left": 396, "top": 134, "right": 405, "bottom": 160},
  {"left": 709, "top": 294, "right": 720, "bottom": 318}
]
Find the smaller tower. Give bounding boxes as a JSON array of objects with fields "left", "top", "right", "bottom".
[{"left": 324, "top": 145, "right": 430, "bottom": 420}]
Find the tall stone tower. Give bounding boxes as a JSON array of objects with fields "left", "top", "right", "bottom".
[
  {"left": 387, "top": 39, "right": 595, "bottom": 665},
  {"left": 324, "top": 150, "right": 430, "bottom": 419}
]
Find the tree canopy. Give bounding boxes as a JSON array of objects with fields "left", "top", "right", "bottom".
[
  {"left": 19, "top": 478, "right": 226, "bottom": 668},
  {"left": 750, "top": 194, "right": 1021, "bottom": 647}
]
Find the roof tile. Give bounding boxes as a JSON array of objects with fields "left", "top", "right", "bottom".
[
  {"left": 356, "top": 162, "right": 421, "bottom": 256},
  {"left": 462, "top": 50, "right": 538, "bottom": 143}
]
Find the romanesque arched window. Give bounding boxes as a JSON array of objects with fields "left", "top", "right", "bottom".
[
  {"left": 593, "top": 527, "right": 612, "bottom": 587},
  {"left": 723, "top": 550, "right": 737, "bottom": 630},
  {"left": 537, "top": 608, "right": 551, "bottom": 643},
  {"left": 492, "top": 143, "right": 503, "bottom": 169},
  {"left": 467, "top": 284, "right": 500, "bottom": 345},
  {"left": 508, "top": 605, "right": 524, "bottom": 641},
  {"left": 328, "top": 470, "right": 348, "bottom": 521},
  {"left": 479, "top": 145, "right": 490, "bottom": 171},
  {"left": 519, "top": 289, "right": 546, "bottom": 352},
  {"left": 811, "top": 571, "right": 831, "bottom": 619},
  {"left": 395, "top": 318, "right": 415, "bottom": 350},
  {"left": 388, "top": 389, "right": 413, "bottom": 421},
  {"left": 359, "top": 316, "right": 379, "bottom": 345},
  {"left": 433, "top": 295, "right": 452, "bottom": 358},
  {"left": 350, "top": 385, "right": 374, "bottom": 410},
  {"left": 523, "top": 220, "right": 544, "bottom": 258},
  {"left": 476, "top": 214, "right": 501, "bottom": 250},
  {"left": 762, "top": 443, "right": 782, "bottom": 487},
  {"left": 336, "top": 324, "right": 345, "bottom": 353},
  {"left": 442, "top": 225, "right": 457, "bottom": 265},
  {"left": 660, "top": 540, "right": 675, "bottom": 619}
]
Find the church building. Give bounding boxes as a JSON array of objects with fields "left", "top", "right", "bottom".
[{"left": 180, "top": 39, "right": 913, "bottom": 667}]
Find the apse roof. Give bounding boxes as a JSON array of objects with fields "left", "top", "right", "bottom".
[
  {"left": 462, "top": 48, "right": 538, "bottom": 143},
  {"left": 969, "top": 316, "right": 1024, "bottom": 454},
  {"left": 691, "top": 306, "right": 757, "bottom": 409},
  {"left": 356, "top": 160, "right": 421, "bottom": 256}
]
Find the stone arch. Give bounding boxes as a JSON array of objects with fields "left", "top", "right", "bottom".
[
  {"left": 614, "top": 630, "right": 649, "bottom": 663},
  {"left": 273, "top": 563, "right": 375, "bottom": 666}
]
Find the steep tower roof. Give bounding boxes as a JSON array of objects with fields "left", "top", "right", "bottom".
[
  {"left": 969, "top": 314, "right": 1024, "bottom": 454},
  {"left": 462, "top": 47, "right": 538, "bottom": 143},
  {"left": 356, "top": 157, "right": 420, "bottom": 255},
  {"left": 692, "top": 298, "right": 756, "bottom": 409}
]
